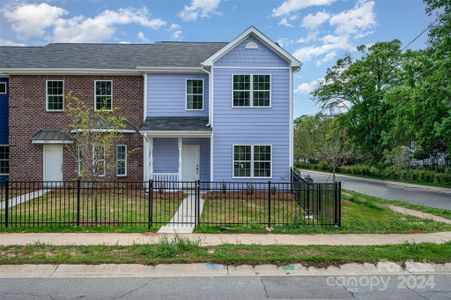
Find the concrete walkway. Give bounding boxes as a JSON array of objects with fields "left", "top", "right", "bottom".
[
  {"left": 1, "top": 262, "right": 450, "bottom": 278},
  {"left": 387, "top": 204, "right": 451, "bottom": 225},
  {"left": 0, "top": 232, "right": 450, "bottom": 246},
  {"left": 158, "top": 193, "right": 205, "bottom": 234},
  {"left": 0, "top": 189, "right": 50, "bottom": 209}
]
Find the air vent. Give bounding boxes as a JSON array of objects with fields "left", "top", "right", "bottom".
[{"left": 245, "top": 41, "right": 258, "bottom": 49}]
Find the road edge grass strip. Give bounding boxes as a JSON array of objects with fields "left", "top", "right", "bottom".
[
  {"left": 0, "top": 238, "right": 450, "bottom": 267},
  {"left": 343, "top": 189, "right": 451, "bottom": 221}
]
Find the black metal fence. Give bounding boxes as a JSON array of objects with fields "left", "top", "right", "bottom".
[{"left": 0, "top": 176, "right": 341, "bottom": 228}]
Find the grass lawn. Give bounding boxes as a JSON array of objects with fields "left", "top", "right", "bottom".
[
  {"left": 0, "top": 190, "right": 183, "bottom": 231},
  {"left": 195, "top": 190, "right": 451, "bottom": 234},
  {"left": 343, "top": 189, "right": 451, "bottom": 220},
  {"left": 0, "top": 238, "right": 450, "bottom": 266}
]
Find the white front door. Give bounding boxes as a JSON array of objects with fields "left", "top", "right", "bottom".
[
  {"left": 43, "top": 145, "right": 63, "bottom": 182},
  {"left": 181, "top": 145, "right": 200, "bottom": 181}
]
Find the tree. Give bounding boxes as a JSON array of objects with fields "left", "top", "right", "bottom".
[
  {"left": 64, "top": 91, "right": 128, "bottom": 181},
  {"left": 313, "top": 41, "right": 403, "bottom": 165}
]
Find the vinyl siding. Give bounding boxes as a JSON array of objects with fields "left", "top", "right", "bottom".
[
  {"left": 152, "top": 138, "right": 210, "bottom": 182},
  {"left": 215, "top": 36, "right": 289, "bottom": 68},
  {"left": 212, "top": 68, "right": 290, "bottom": 182},
  {"left": 147, "top": 73, "right": 209, "bottom": 117}
]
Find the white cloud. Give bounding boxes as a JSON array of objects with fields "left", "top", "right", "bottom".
[
  {"left": 301, "top": 11, "right": 330, "bottom": 29},
  {"left": 316, "top": 50, "right": 336, "bottom": 66},
  {"left": 329, "top": 1, "right": 376, "bottom": 37},
  {"left": 0, "top": 39, "right": 26, "bottom": 46},
  {"left": 297, "top": 30, "right": 319, "bottom": 44},
  {"left": 272, "top": 0, "right": 335, "bottom": 17},
  {"left": 295, "top": 79, "right": 322, "bottom": 94},
  {"left": 279, "top": 17, "right": 294, "bottom": 28},
  {"left": 293, "top": 34, "right": 350, "bottom": 62},
  {"left": 3, "top": 4, "right": 166, "bottom": 43},
  {"left": 138, "top": 31, "right": 150, "bottom": 43},
  {"left": 179, "top": 0, "right": 221, "bottom": 21},
  {"left": 3, "top": 3, "right": 67, "bottom": 38},
  {"left": 52, "top": 7, "right": 166, "bottom": 43},
  {"left": 169, "top": 23, "right": 182, "bottom": 39}
]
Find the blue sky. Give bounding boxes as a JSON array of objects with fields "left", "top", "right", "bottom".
[{"left": 0, "top": 0, "right": 433, "bottom": 118}]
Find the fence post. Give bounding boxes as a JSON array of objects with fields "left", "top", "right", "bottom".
[
  {"left": 195, "top": 180, "right": 200, "bottom": 226},
  {"left": 338, "top": 182, "right": 342, "bottom": 227},
  {"left": 4, "top": 179, "right": 9, "bottom": 228},
  {"left": 148, "top": 180, "right": 153, "bottom": 229},
  {"left": 334, "top": 182, "right": 338, "bottom": 227},
  {"left": 268, "top": 181, "right": 271, "bottom": 228},
  {"left": 76, "top": 179, "right": 80, "bottom": 226}
]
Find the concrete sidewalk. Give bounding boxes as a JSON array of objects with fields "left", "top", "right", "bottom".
[{"left": 0, "top": 232, "right": 450, "bottom": 246}]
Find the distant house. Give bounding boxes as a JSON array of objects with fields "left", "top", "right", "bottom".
[{"left": 0, "top": 27, "right": 301, "bottom": 182}]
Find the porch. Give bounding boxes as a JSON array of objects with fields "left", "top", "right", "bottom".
[{"left": 141, "top": 116, "right": 211, "bottom": 182}]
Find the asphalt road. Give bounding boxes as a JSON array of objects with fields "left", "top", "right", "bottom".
[
  {"left": 0, "top": 275, "right": 449, "bottom": 299},
  {"left": 301, "top": 170, "right": 451, "bottom": 210}
]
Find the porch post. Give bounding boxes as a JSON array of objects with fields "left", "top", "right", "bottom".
[
  {"left": 178, "top": 137, "right": 182, "bottom": 181},
  {"left": 149, "top": 136, "right": 153, "bottom": 178}
]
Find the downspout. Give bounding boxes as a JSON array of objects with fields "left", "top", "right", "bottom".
[{"left": 201, "top": 64, "right": 214, "bottom": 181}]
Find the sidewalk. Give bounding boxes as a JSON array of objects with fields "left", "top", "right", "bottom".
[
  {"left": 0, "top": 232, "right": 450, "bottom": 246},
  {"left": 302, "top": 169, "right": 451, "bottom": 195}
]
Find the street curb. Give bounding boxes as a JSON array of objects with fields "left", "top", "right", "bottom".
[
  {"left": 0, "top": 262, "right": 450, "bottom": 278},
  {"left": 300, "top": 169, "right": 451, "bottom": 195}
]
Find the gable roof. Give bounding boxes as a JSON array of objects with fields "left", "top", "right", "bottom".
[{"left": 202, "top": 26, "right": 301, "bottom": 68}]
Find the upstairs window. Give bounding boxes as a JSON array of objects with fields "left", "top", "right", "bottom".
[
  {"left": 233, "top": 145, "right": 271, "bottom": 178},
  {"left": 186, "top": 79, "right": 204, "bottom": 110},
  {"left": 233, "top": 75, "right": 270, "bottom": 107},
  {"left": 0, "top": 82, "right": 6, "bottom": 94},
  {"left": 95, "top": 80, "right": 112, "bottom": 111},
  {"left": 0, "top": 146, "right": 9, "bottom": 175},
  {"left": 116, "top": 145, "right": 127, "bottom": 177},
  {"left": 46, "top": 80, "right": 64, "bottom": 111}
]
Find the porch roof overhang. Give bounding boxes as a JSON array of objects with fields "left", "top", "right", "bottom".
[
  {"left": 31, "top": 128, "right": 73, "bottom": 144},
  {"left": 70, "top": 120, "right": 137, "bottom": 134},
  {"left": 140, "top": 117, "right": 211, "bottom": 137}
]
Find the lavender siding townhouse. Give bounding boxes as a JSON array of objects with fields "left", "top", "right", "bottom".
[{"left": 141, "top": 27, "right": 301, "bottom": 183}]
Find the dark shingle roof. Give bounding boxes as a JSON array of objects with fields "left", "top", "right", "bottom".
[
  {"left": 32, "top": 128, "right": 72, "bottom": 143},
  {"left": 141, "top": 117, "right": 210, "bottom": 132},
  {"left": 0, "top": 42, "right": 227, "bottom": 69}
]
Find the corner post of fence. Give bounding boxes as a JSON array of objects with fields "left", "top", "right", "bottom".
[
  {"left": 195, "top": 180, "right": 200, "bottom": 226},
  {"left": 148, "top": 180, "right": 153, "bottom": 229},
  {"left": 268, "top": 181, "right": 271, "bottom": 228},
  {"left": 4, "top": 179, "right": 9, "bottom": 228},
  {"left": 76, "top": 178, "right": 80, "bottom": 226},
  {"left": 334, "top": 181, "right": 339, "bottom": 227}
]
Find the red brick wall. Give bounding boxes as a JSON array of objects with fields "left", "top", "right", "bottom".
[{"left": 8, "top": 75, "right": 144, "bottom": 181}]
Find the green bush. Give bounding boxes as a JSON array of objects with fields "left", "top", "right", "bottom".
[{"left": 297, "top": 162, "right": 450, "bottom": 186}]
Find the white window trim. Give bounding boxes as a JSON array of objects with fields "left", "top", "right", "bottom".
[
  {"left": 46, "top": 80, "right": 64, "bottom": 112},
  {"left": 94, "top": 80, "right": 113, "bottom": 111},
  {"left": 185, "top": 78, "right": 204, "bottom": 111},
  {"left": 232, "top": 144, "right": 272, "bottom": 179},
  {"left": 77, "top": 147, "right": 82, "bottom": 177},
  {"left": 0, "top": 82, "right": 6, "bottom": 95},
  {"left": 231, "top": 74, "right": 272, "bottom": 108},
  {"left": 0, "top": 144, "right": 9, "bottom": 176},
  {"left": 93, "top": 145, "right": 106, "bottom": 177},
  {"left": 116, "top": 144, "right": 128, "bottom": 177}
]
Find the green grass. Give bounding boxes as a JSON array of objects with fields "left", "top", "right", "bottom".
[
  {"left": 195, "top": 191, "right": 451, "bottom": 234},
  {"left": 343, "top": 189, "right": 451, "bottom": 220},
  {"left": 0, "top": 239, "right": 450, "bottom": 266},
  {"left": 0, "top": 190, "right": 183, "bottom": 231}
]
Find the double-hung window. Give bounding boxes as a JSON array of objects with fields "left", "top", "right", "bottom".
[
  {"left": 116, "top": 145, "right": 127, "bottom": 177},
  {"left": 186, "top": 79, "right": 204, "bottom": 110},
  {"left": 95, "top": 80, "right": 112, "bottom": 111},
  {"left": 233, "top": 75, "right": 270, "bottom": 107},
  {"left": 46, "top": 80, "right": 64, "bottom": 111},
  {"left": 233, "top": 145, "right": 271, "bottom": 178},
  {"left": 0, "top": 146, "right": 9, "bottom": 175},
  {"left": 93, "top": 145, "right": 105, "bottom": 176}
]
